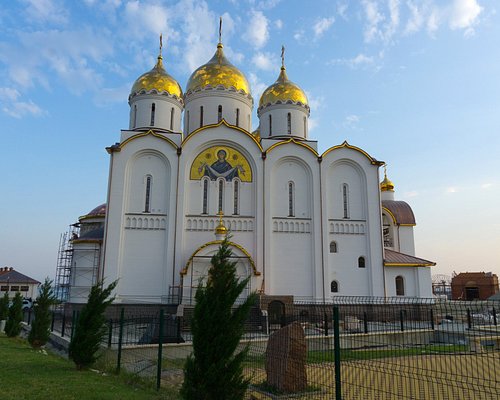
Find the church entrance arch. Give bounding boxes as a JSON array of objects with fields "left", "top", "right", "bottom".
[{"left": 268, "top": 300, "right": 285, "bottom": 325}]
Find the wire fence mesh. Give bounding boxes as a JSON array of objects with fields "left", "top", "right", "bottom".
[{"left": 24, "top": 296, "right": 500, "bottom": 399}]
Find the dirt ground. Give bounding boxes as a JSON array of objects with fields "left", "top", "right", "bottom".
[{"left": 246, "top": 353, "right": 500, "bottom": 399}]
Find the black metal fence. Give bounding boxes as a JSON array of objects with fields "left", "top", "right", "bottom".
[{"left": 24, "top": 297, "right": 500, "bottom": 399}]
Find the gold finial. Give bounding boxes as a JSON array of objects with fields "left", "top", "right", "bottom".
[
  {"left": 219, "top": 16, "right": 222, "bottom": 44},
  {"left": 215, "top": 210, "right": 228, "bottom": 236},
  {"left": 383, "top": 165, "right": 387, "bottom": 178},
  {"left": 380, "top": 165, "right": 395, "bottom": 192},
  {"left": 281, "top": 45, "right": 285, "bottom": 69}
]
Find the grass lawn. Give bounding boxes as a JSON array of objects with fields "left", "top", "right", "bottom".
[{"left": 0, "top": 334, "right": 180, "bottom": 400}]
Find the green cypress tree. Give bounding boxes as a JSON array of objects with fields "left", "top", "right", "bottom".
[
  {"left": 28, "top": 278, "right": 57, "bottom": 348},
  {"left": 5, "top": 292, "right": 23, "bottom": 337},
  {"left": 0, "top": 291, "right": 9, "bottom": 321},
  {"left": 181, "top": 239, "right": 257, "bottom": 400},
  {"left": 68, "top": 280, "right": 117, "bottom": 370}
]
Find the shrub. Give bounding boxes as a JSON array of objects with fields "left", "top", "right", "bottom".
[
  {"left": 0, "top": 291, "right": 9, "bottom": 321},
  {"left": 181, "top": 239, "right": 257, "bottom": 400},
  {"left": 69, "top": 280, "right": 117, "bottom": 370},
  {"left": 28, "top": 278, "right": 57, "bottom": 348},
  {"left": 5, "top": 292, "right": 23, "bottom": 337}
]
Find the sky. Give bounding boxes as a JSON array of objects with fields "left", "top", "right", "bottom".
[{"left": 0, "top": 0, "right": 499, "bottom": 285}]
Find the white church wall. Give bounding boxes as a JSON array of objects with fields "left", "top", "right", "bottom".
[
  {"left": 129, "top": 95, "right": 183, "bottom": 132},
  {"left": 69, "top": 243, "right": 100, "bottom": 303},
  {"left": 398, "top": 226, "right": 416, "bottom": 256},
  {"left": 384, "top": 267, "right": 419, "bottom": 297},
  {"left": 258, "top": 104, "right": 309, "bottom": 139},
  {"left": 184, "top": 92, "right": 252, "bottom": 135},
  {"left": 102, "top": 137, "right": 179, "bottom": 302},
  {"left": 266, "top": 148, "right": 319, "bottom": 298}
]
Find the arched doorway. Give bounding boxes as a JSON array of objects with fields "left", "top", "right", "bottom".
[{"left": 268, "top": 300, "right": 285, "bottom": 325}]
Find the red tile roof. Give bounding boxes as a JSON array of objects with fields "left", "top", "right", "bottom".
[{"left": 382, "top": 200, "right": 416, "bottom": 225}]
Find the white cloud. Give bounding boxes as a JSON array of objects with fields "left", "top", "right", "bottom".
[
  {"left": 446, "top": 187, "right": 458, "bottom": 193},
  {"left": 94, "top": 84, "right": 131, "bottom": 107},
  {"left": 481, "top": 183, "right": 493, "bottom": 189},
  {"left": 404, "top": 1, "right": 424, "bottom": 34},
  {"left": 362, "top": 0, "right": 384, "bottom": 43},
  {"left": 124, "top": 1, "right": 170, "bottom": 37},
  {"left": 308, "top": 117, "right": 318, "bottom": 131},
  {"left": 2, "top": 98, "right": 44, "bottom": 118},
  {"left": 294, "top": 30, "right": 305, "bottom": 43},
  {"left": 345, "top": 114, "right": 360, "bottom": 126},
  {"left": 248, "top": 72, "right": 267, "bottom": 103},
  {"left": 21, "top": 0, "right": 68, "bottom": 25},
  {"left": 305, "top": 91, "right": 324, "bottom": 111},
  {"left": 0, "top": 87, "right": 21, "bottom": 102},
  {"left": 275, "top": 19, "right": 283, "bottom": 29},
  {"left": 403, "top": 190, "right": 419, "bottom": 198},
  {"left": 337, "top": 2, "right": 349, "bottom": 20},
  {"left": 362, "top": 0, "right": 400, "bottom": 43},
  {"left": 244, "top": 10, "right": 269, "bottom": 49},
  {"left": 449, "top": 0, "right": 482, "bottom": 31},
  {"left": 329, "top": 53, "right": 375, "bottom": 69},
  {"left": 313, "top": 17, "right": 335, "bottom": 39},
  {"left": 252, "top": 52, "right": 278, "bottom": 71}
]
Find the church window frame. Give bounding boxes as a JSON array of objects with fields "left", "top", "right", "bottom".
[
  {"left": 202, "top": 177, "right": 209, "bottom": 215},
  {"left": 132, "top": 105, "right": 137, "bottom": 129},
  {"left": 200, "top": 106, "right": 204, "bottom": 128},
  {"left": 330, "top": 241, "right": 338, "bottom": 253},
  {"left": 186, "top": 110, "right": 190, "bottom": 133},
  {"left": 233, "top": 179, "right": 240, "bottom": 215},
  {"left": 288, "top": 181, "right": 295, "bottom": 217},
  {"left": 236, "top": 108, "right": 240, "bottom": 127},
  {"left": 150, "top": 103, "right": 156, "bottom": 126},
  {"left": 269, "top": 114, "right": 272, "bottom": 135},
  {"left": 358, "top": 256, "right": 366, "bottom": 268},
  {"left": 331, "top": 280, "right": 339, "bottom": 293},
  {"left": 218, "top": 178, "right": 224, "bottom": 213},
  {"left": 395, "top": 276, "right": 405, "bottom": 296},
  {"left": 287, "top": 112, "right": 292, "bottom": 135},
  {"left": 218, "top": 105, "right": 223, "bottom": 122},
  {"left": 170, "top": 107, "right": 174, "bottom": 130},
  {"left": 144, "top": 175, "right": 152, "bottom": 213},
  {"left": 303, "top": 116, "right": 307, "bottom": 136},
  {"left": 343, "top": 183, "right": 350, "bottom": 219}
]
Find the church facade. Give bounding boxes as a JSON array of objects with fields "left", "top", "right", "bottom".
[{"left": 66, "top": 39, "right": 435, "bottom": 304}]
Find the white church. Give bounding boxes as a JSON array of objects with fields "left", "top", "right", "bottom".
[{"left": 64, "top": 36, "right": 435, "bottom": 305}]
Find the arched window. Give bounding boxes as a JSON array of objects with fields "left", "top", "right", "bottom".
[
  {"left": 202, "top": 178, "right": 209, "bottom": 214},
  {"left": 218, "top": 179, "right": 224, "bottom": 213},
  {"left": 287, "top": 112, "right": 291, "bottom": 134},
  {"left": 186, "top": 110, "right": 190, "bottom": 133},
  {"left": 236, "top": 108, "right": 240, "bottom": 127},
  {"left": 218, "top": 105, "right": 223, "bottom": 122},
  {"left": 233, "top": 180, "right": 240, "bottom": 215},
  {"left": 269, "top": 114, "right": 272, "bottom": 135},
  {"left": 396, "top": 276, "right": 405, "bottom": 296},
  {"left": 170, "top": 107, "right": 174, "bottom": 130},
  {"left": 343, "top": 183, "right": 349, "bottom": 219},
  {"left": 303, "top": 116, "right": 307, "bottom": 136},
  {"left": 200, "top": 106, "right": 204, "bottom": 128},
  {"left": 288, "top": 181, "right": 295, "bottom": 217},
  {"left": 144, "top": 175, "right": 152, "bottom": 213},
  {"left": 331, "top": 281, "right": 339, "bottom": 293},
  {"left": 132, "top": 105, "right": 137, "bottom": 128},
  {"left": 329, "top": 241, "right": 337, "bottom": 253},
  {"left": 358, "top": 256, "right": 365, "bottom": 268},
  {"left": 150, "top": 103, "right": 156, "bottom": 126}
]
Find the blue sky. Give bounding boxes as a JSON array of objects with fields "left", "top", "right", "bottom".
[{"left": 1, "top": 0, "right": 499, "bottom": 284}]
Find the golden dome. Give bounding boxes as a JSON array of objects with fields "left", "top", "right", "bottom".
[
  {"left": 380, "top": 170, "right": 395, "bottom": 192},
  {"left": 185, "top": 43, "right": 250, "bottom": 95},
  {"left": 259, "top": 66, "right": 308, "bottom": 108},
  {"left": 215, "top": 222, "right": 228, "bottom": 235},
  {"left": 130, "top": 56, "right": 182, "bottom": 99}
]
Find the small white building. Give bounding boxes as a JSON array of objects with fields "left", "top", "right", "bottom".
[
  {"left": 0, "top": 267, "right": 40, "bottom": 301},
  {"left": 65, "top": 38, "right": 435, "bottom": 304}
]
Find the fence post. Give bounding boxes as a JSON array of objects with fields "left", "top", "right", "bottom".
[
  {"left": 61, "top": 312, "right": 66, "bottom": 337},
  {"left": 116, "top": 308, "right": 124, "bottom": 373},
  {"left": 363, "top": 311, "right": 368, "bottom": 334},
  {"left": 50, "top": 311, "right": 55, "bottom": 332},
  {"left": 467, "top": 309, "right": 472, "bottom": 329},
  {"left": 107, "top": 319, "right": 113, "bottom": 348},
  {"left": 333, "top": 305, "right": 342, "bottom": 400},
  {"left": 430, "top": 309, "right": 435, "bottom": 330},
  {"left": 492, "top": 308, "right": 497, "bottom": 326},
  {"left": 400, "top": 310, "right": 405, "bottom": 332},
  {"left": 156, "top": 310, "right": 164, "bottom": 390},
  {"left": 324, "top": 312, "right": 329, "bottom": 337}
]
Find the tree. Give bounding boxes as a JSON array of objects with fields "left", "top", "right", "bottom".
[
  {"left": 181, "top": 239, "right": 257, "bottom": 400},
  {"left": 68, "top": 280, "right": 117, "bottom": 370},
  {"left": 5, "top": 292, "right": 23, "bottom": 337},
  {"left": 0, "top": 291, "right": 9, "bottom": 321},
  {"left": 28, "top": 278, "right": 57, "bottom": 348}
]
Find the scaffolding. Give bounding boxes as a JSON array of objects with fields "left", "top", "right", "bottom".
[{"left": 54, "top": 224, "right": 79, "bottom": 302}]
